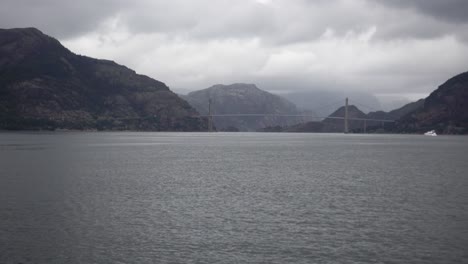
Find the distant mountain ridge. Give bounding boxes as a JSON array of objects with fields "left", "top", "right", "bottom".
[
  {"left": 269, "top": 105, "right": 368, "bottom": 133},
  {"left": 0, "top": 27, "right": 206, "bottom": 131},
  {"left": 262, "top": 99, "right": 426, "bottom": 133},
  {"left": 182, "top": 83, "right": 315, "bottom": 131}
]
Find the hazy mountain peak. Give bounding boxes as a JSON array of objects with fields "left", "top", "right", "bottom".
[
  {"left": 184, "top": 83, "right": 315, "bottom": 131},
  {"left": 188, "top": 83, "right": 261, "bottom": 97},
  {"left": 329, "top": 105, "right": 367, "bottom": 118},
  {"left": 0, "top": 27, "right": 47, "bottom": 40},
  {"left": 211, "top": 83, "right": 258, "bottom": 90}
]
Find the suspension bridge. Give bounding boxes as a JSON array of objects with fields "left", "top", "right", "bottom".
[{"left": 201, "top": 97, "right": 395, "bottom": 133}]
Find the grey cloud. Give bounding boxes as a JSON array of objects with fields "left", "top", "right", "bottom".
[
  {"left": 374, "top": 0, "right": 468, "bottom": 23},
  {"left": 2, "top": 0, "right": 468, "bottom": 43},
  {"left": 0, "top": 0, "right": 129, "bottom": 38},
  {"left": 2, "top": 0, "right": 468, "bottom": 99}
]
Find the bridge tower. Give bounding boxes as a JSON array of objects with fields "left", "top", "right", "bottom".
[
  {"left": 208, "top": 98, "right": 213, "bottom": 132},
  {"left": 344, "top": 97, "right": 349, "bottom": 134}
]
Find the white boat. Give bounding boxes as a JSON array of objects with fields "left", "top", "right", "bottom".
[{"left": 424, "top": 130, "right": 437, "bottom": 136}]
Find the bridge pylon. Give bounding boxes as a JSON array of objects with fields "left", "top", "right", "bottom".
[
  {"left": 344, "top": 97, "right": 349, "bottom": 134},
  {"left": 208, "top": 98, "right": 213, "bottom": 132}
]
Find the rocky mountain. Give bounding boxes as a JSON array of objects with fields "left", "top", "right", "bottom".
[
  {"left": 396, "top": 71, "right": 468, "bottom": 134},
  {"left": 182, "top": 83, "right": 315, "bottom": 131},
  {"left": 0, "top": 27, "right": 207, "bottom": 131}
]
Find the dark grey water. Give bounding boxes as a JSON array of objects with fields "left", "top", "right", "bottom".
[{"left": 1, "top": 132, "right": 468, "bottom": 264}]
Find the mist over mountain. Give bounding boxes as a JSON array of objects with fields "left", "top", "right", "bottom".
[
  {"left": 182, "top": 83, "right": 315, "bottom": 131},
  {"left": 375, "top": 95, "right": 412, "bottom": 112},
  {"left": 280, "top": 90, "right": 382, "bottom": 117},
  {"left": 367, "top": 99, "right": 425, "bottom": 122},
  {"left": 0, "top": 28, "right": 206, "bottom": 131}
]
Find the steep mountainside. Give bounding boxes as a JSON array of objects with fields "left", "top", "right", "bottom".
[
  {"left": 183, "top": 83, "right": 314, "bottom": 131},
  {"left": 0, "top": 28, "right": 206, "bottom": 131},
  {"left": 396, "top": 71, "right": 468, "bottom": 134}
]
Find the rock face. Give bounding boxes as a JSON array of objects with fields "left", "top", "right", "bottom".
[
  {"left": 396, "top": 71, "right": 468, "bottom": 134},
  {"left": 182, "top": 83, "right": 314, "bottom": 131},
  {"left": 0, "top": 28, "right": 207, "bottom": 131}
]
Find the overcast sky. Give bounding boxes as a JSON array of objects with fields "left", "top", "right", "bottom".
[{"left": 2, "top": 0, "right": 468, "bottom": 99}]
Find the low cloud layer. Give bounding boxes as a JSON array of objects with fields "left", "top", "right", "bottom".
[{"left": 2, "top": 0, "right": 468, "bottom": 98}]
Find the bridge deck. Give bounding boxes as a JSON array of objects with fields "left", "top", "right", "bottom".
[{"left": 201, "top": 114, "right": 395, "bottom": 123}]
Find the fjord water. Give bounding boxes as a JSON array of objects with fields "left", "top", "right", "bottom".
[{"left": 1, "top": 132, "right": 467, "bottom": 264}]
